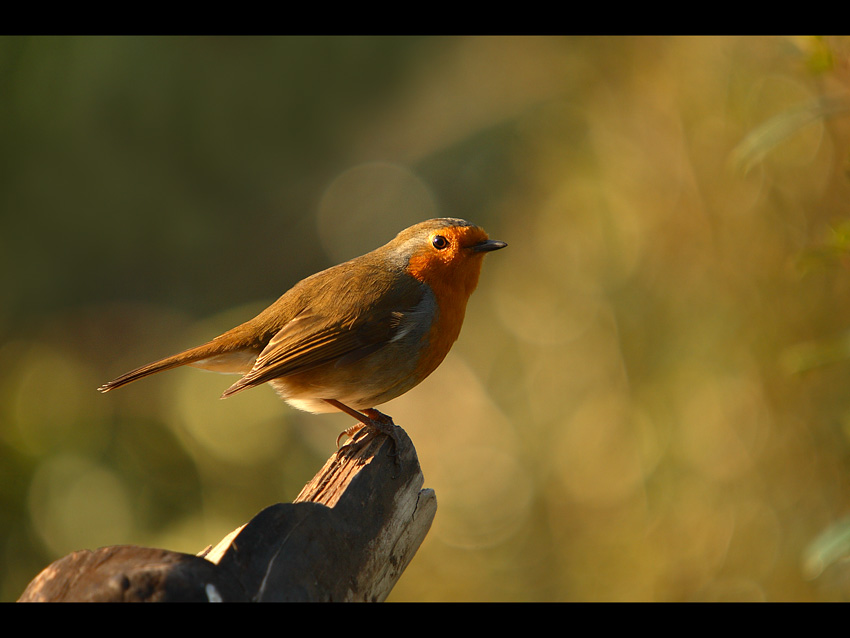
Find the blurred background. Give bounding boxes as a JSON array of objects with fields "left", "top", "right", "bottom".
[{"left": 2, "top": 35, "right": 850, "bottom": 601}]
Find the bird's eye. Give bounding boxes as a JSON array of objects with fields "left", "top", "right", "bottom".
[{"left": 432, "top": 235, "right": 449, "bottom": 250}]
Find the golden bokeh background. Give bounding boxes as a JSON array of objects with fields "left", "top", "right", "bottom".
[{"left": 2, "top": 35, "right": 850, "bottom": 601}]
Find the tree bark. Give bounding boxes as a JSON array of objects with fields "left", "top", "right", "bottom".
[{"left": 18, "top": 426, "right": 436, "bottom": 602}]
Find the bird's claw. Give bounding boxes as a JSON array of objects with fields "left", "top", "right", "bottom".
[
  {"left": 335, "top": 416, "right": 399, "bottom": 451},
  {"left": 326, "top": 399, "right": 401, "bottom": 472},
  {"left": 336, "top": 423, "right": 365, "bottom": 448}
]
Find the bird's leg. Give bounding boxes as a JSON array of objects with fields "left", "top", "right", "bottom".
[
  {"left": 325, "top": 400, "right": 371, "bottom": 446},
  {"left": 324, "top": 399, "right": 399, "bottom": 451}
]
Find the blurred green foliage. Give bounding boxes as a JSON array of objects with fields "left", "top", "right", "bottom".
[{"left": 3, "top": 35, "right": 850, "bottom": 601}]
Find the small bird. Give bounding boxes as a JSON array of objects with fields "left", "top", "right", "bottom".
[{"left": 98, "top": 218, "right": 506, "bottom": 446}]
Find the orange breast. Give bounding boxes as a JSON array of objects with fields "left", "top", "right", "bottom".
[{"left": 405, "top": 225, "right": 490, "bottom": 380}]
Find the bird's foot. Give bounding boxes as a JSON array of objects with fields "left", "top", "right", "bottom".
[
  {"left": 336, "top": 422, "right": 364, "bottom": 448},
  {"left": 326, "top": 400, "right": 400, "bottom": 468},
  {"left": 335, "top": 409, "right": 399, "bottom": 449}
]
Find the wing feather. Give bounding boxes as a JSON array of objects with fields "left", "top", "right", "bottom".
[{"left": 221, "top": 263, "right": 425, "bottom": 398}]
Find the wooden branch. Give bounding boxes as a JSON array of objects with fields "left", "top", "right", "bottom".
[{"left": 17, "top": 426, "right": 437, "bottom": 602}]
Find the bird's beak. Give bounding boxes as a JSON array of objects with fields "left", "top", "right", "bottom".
[{"left": 471, "top": 239, "right": 508, "bottom": 253}]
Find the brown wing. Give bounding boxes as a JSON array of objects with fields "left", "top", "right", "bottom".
[{"left": 220, "top": 262, "right": 425, "bottom": 398}]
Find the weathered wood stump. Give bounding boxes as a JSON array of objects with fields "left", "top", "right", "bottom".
[{"left": 18, "top": 426, "right": 436, "bottom": 602}]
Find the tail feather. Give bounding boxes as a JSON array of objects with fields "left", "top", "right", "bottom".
[{"left": 97, "top": 343, "right": 229, "bottom": 393}]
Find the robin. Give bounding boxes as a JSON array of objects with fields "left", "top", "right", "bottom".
[{"left": 98, "top": 218, "right": 506, "bottom": 447}]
